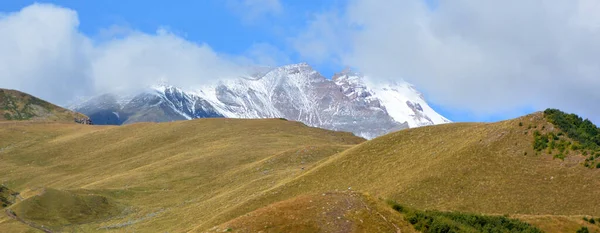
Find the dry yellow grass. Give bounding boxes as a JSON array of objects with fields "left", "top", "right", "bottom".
[
  {"left": 254, "top": 113, "right": 599, "bottom": 215},
  {"left": 515, "top": 215, "right": 600, "bottom": 233},
  {"left": 0, "top": 119, "right": 363, "bottom": 232},
  {"left": 212, "top": 112, "right": 599, "bottom": 231},
  {"left": 212, "top": 191, "right": 415, "bottom": 233},
  {"left": 1, "top": 112, "right": 598, "bottom": 232}
]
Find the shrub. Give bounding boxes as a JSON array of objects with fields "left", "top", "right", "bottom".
[
  {"left": 544, "top": 109, "right": 600, "bottom": 152},
  {"left": 596, "top": 163, "right": 600, "bottom": 169},
  {"left": 577, "top": 226, "right": 590, "bottom": 233},
  {"left": 519, "top": 122, "right": 523, "bottom": 127},
  {"left": 590, "top": 218, "right": 596, "bottom": 224},
  {"left": 554, "top": 153, "right": 565, "bottom": 160},
  {"left": 389, "top": 202, "right": 542, "bottom": 233},
  {"left": 389, "top": 201, "right": 404, "bottom": 212}
]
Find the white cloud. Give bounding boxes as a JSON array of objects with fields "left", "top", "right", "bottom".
[
  {"left": 294, "top": 0, "right": 600, "bottom": 122},
  {"left": 0, "top": 4, "right": 254, "bottom": 105},
  {"left": 228, "top": 0, "right": 283, "bottom": 23},
  {"left": 0, "top": 4, "right": 93, "bottom": 103},
  {"left": 91, "top": 28, "right": 242, "bottom": 93}
]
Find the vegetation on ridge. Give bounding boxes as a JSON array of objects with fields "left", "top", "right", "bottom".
[
  {"left": 0, "top": 88, "right": 86, "bottom": 122},
  {"left": 530, "top": 108, "right": 600, "bottom": 168},
  {"left": 388, "top": 201, "right": 542, "bottom": 233}
]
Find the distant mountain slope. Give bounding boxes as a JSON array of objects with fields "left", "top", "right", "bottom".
[
  {"left": 72, "top": 63, "right": 449, "bottom": 138},
  {"left": 0, "top": 88, "right": 86, "bottom": 122}
]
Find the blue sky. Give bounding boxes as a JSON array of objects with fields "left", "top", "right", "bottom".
[
  {"left": 1, "top": 1, "right": 599, "bottom": 124},
  {"left": 0, "top": 0, "right": 484, "bottom": 122},
  {"left": 2, "top": 0, "right": 344, "bottom": 76}
]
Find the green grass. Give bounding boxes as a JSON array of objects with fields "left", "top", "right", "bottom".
[{"left": 388, "top": 201, "right": 542, "bottom": 233}]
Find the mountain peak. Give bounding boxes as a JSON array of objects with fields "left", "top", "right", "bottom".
[{"left": 72, "top": 63, "right": 450, "bottom": 138}]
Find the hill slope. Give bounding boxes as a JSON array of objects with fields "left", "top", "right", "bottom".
[
  {"left": 0, "top": 118, "right": 363, "bottom": 232},
  {"left": 213, "top": 192, "right": 415, "bottom": 233},
  {"left": 0, "top": 88, "right": 86, "bottom": 122},
  {"left": 1, "top": 110, "right": 599, "bottom": 232},
  {"left": 239, "top": 112, "right": 600, "bottom": 218}
]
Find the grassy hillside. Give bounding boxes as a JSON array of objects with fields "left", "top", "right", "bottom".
[
  {"left": 0, "top": 88, "right": 86, "bottom": 122},
  {"left": 0, "top": 118, "right": 364, "bottom": 232},
  {"left": 8, "top": 188, "right": 125, "bottom": 232},
  {"left": 213, "top": 191, "right": 415, "bottom": 233},
  {"left": 1, "top": 109, "right": 599, "bottom": 232},
  {"left": 227, "top": 112, "right": 599, "bottom": 222}
]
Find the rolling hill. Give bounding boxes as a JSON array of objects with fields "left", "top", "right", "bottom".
[
  {"left": 0, "top": 104, "right": 599, "bottom": 232},
  {"left": 238, "top": 112, "right": 600, "bottom": 216},
  {"left": 0, "top": 117, "right": 366, "bottom": 232},
  {"left": 0, "top": 89, "right": 87, "bottom": 122}
]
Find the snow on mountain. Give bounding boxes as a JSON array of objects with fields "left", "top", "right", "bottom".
[
  {"left": 72, "top": 63, "right": 449, "bottom": 138},
  {"left": 332, "top": 69, "right": 450, "bottom": 128}
]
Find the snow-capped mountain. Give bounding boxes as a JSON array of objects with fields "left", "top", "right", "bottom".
[{"left": 71, "top": 63, "right": 449, "bottom": 138}]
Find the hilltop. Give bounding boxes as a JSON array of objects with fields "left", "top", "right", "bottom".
[{"left": 0, "top": 88, "right": 87, "bottom": 122}]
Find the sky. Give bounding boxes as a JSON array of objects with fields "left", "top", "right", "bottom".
[{"left": 0, "top": 0, "right": 599, "bottom": 123}]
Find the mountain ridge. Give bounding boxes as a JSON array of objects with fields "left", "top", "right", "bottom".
[{"left": 71, "top": 63, "right": 449, "bottom": 138}]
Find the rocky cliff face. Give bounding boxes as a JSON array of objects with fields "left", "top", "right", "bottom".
[{"left": 71, "top": 63, "right": 449, "bottom": 138}]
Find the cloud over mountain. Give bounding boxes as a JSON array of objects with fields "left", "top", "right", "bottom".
[
  {"left": 0, "top": 3, "right": 246, "bottom": 105},
  {"left": 293, "top": 0, "right": 600, "bottom": 122}
]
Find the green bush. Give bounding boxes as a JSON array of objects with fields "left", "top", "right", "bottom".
[
  {"left": 519, "top": 122, "right": 523, "bottom": 127},
  {"left": 389, "top": 202, "right": 542, "bottom": 233},
  {"left": 590, "top": 218, "right": 596, "bottom": 224},
  {"left": 544, "top": 109, "right": 600, "bottom": 151},
  {"left": 553, "top": 153, "right": 565, "bottom": 160},
  {"left": 596, "top": 163, "right": 600, "bottom": 169},
  {"left": 577, "top": 226, "right": 590, "bottom": 233}
]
